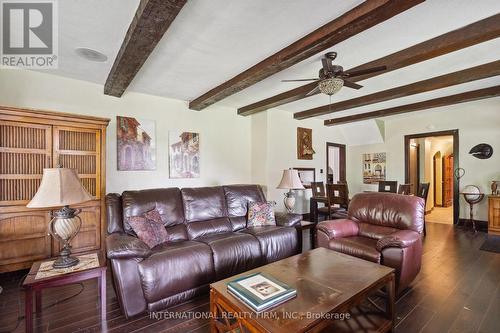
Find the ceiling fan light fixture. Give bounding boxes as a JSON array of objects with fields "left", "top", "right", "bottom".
[{"left": 319, "top": 77, "right": 343, "bottom": 95}]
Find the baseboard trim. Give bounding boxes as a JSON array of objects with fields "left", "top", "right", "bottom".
[{"left": 458, "top": 218, "right": 488, "bottom": 232}]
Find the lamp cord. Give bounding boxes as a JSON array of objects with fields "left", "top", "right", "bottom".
[{"left": 0, "top": 274, "right": 84, "bottom": 333}]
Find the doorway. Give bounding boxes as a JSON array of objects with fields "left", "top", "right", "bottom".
[
  {"left": 404, "top": 130, "right": 459, "bottom": 225},
  {"left": 326, "top": 143, "right": 346, "bottom": 184}
]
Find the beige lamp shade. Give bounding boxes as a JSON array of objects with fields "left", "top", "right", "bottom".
[
  {"left": 27, "top": 168, "right": 93, "bottom": 208},
  {"left": 277, "top": 169, "right": 305, "bottom": 190}
]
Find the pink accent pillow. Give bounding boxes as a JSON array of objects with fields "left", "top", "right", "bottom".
[
  {"left": 128, "top": 208, "right": 169, "bottom": 248},
  {"left": 247, "top": 202, "right": 276, "bottom": 227}
]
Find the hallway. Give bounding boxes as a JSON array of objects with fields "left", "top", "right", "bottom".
[{"left": 426, "top": 206, "right": 453, "bottom": 224}]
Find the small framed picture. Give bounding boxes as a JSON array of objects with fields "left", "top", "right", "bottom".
[{"left": 293, "top": 167, "right": 316, "bottom": 188}]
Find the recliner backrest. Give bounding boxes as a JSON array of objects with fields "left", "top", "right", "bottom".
[
  {"left": 348, "top": 192, "right": 425, "bottom": 233},
  {"left": 181, "top": 186, "right": 232, "bottom": 239},
  {"left": 223, "top": 185, "right": 266, "bottom": 231},
  {"left": 121, "top": 188, "right": 188, "bottom": 241}
]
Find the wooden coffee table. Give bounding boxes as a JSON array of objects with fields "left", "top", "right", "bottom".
[{"left": 210, "top": 247, "right": 395, "bottom": 333}]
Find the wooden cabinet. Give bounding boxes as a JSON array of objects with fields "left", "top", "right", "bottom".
[
  {"left": 488, "top": 195, "right": 500, "bottom": 236},
  {"left": 0, "top": 106, "right": 109, "bottom": 272}
]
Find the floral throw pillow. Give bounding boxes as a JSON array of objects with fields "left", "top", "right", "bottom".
[
  {"left": 247, "top": 201, "right": 276, "bottom": 227},
  {"left": 128, "top": 208, "right": 169, "bottom": 248}
]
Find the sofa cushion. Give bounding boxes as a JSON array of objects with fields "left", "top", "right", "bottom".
[
  {"left": 196, "top": 232, "right": 262, "bottom": 280},
  {"left": 241, "top": 226, "right": 298, "bottom": 263},
  {"left": 186, "top": 217, "right": 233, "bottom": 240},
  {"left": 328, "top": 236, "right": 381, "bottom": 263},
  {"left": 358, "top": 222, "right": 398, "bottom": 240},
  {"left": 137, "top": 240, "right": 214, "bottom": 303},
  {"left": 122, "top": 188, "right": 185, "bottom": 236},
  {"left": 181, "top": 187, "right": 228, "bottom": 222}
]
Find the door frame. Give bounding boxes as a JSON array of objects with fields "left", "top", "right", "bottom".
[
  {"left": 432, "top": 151, "right": 442, "bottom": 207},
  {"left": 404, "top": 129, "right": 459, "bottom": 225},
  {"left": 408, "top": 143, "right": 421, "bottom": 195},
  {"left": 326, "top": 142, "right": 346, "bottom": 184}
]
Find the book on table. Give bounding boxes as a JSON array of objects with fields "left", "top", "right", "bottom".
[{"left": 227, "top": 272, "right": 296, "bottom": 312}]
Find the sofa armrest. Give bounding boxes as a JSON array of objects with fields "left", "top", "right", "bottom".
[
  {"left": 106, "top": 233, "right": 151, "bottom": 259},
  {"left": 275, "top": 212, "right": 302, "bottom": 227},
  {"left": 106, "top": 193, "right": 124, "bottom": 234},
  {"left": 316, "top": 219, "right": 359, "bottom": 240},
  {"left": 376, "top": 230, "right": 420, "bottom": 252}
]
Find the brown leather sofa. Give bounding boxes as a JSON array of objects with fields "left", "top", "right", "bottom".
[
  {"left": 316, "top": 192, "right": 425, "bottom": 294},
  {"left": 105, "top": 185, "right": 302, "bottom": 318}
]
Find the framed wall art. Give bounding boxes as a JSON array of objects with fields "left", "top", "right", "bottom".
[
  {"left": 117, "top": 116, "right": 156, "bottom": 171},
  {"left": 363, "top": 152, "right": 386, "bottom": 184},
  {"left": 297, "top": 127, "right": 315, "bottom": 160},
  {"left": 169, "top": 131, "right": 200, "bottom": 178}
]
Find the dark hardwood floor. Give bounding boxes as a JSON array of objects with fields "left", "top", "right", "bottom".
[{"left": 0, "top": 222, "right": 498, "bottom": 333}]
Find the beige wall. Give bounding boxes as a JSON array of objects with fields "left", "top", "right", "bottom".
[
  {"left": 0, "top": 69, "right": 252, "bottom": 193},
  {"left": 347, "top": 98, "right": 500, "bottom": 221},
  {"left": 251, "top": 109, "right": 346, "bottom": 213},
  {"left": 2, "top": 68, "right": 499, "bottom": 221}
]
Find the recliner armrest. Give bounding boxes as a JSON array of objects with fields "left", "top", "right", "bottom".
[
  {"left": 275, "top": 212, "right": 302, "bottom": 227},
  {"left": 106, "top": 233, "right": 151, "bottom": 259},
  {"left": 376, "top": 230, "right": 420, "bottom": 251},
  {"left": 316, "top": 219, "right": 359, "bottom": 239}
]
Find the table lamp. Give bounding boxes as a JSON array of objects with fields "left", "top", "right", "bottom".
[
  {"left": 277, "top": 169, "right": 305, "bottom": 213},
  {"left": 27, "top": 168, "right": 92, "bottom": 268}
]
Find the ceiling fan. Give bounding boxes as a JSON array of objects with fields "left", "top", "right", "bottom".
[{"left": 282, "top": 52, "right": 387, "bottom": 96}]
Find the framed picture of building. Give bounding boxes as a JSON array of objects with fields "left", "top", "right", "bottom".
[
  {"left": 117, "top": 116, "right": 156, "bottom": 170},
  {"left": 363, "top": 152, "right": 386, "bottom": 184},
  {"left": 169, "top": 131, "right": 200, "bottom": 178}
]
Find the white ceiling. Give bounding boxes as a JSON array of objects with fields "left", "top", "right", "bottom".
[{"left": 40, "top": 0, "right": 500, "bottom": 121}]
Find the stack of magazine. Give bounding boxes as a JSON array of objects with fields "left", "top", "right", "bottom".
[{"left": 227, "top": 272, "right": 296, "bottom": 312}]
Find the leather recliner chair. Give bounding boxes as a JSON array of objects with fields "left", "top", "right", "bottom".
[
  {"left": 106, "top": 185, "right": 302, "bottom": 318},
  {"left": 316, "top": 192, "right": 425, "bottom": 294}
]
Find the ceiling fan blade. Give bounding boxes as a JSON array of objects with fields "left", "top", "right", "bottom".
[
  {"left": 344, "top": 65, "right": 387, "bottom": 78},
  {"left": 343, "top": 80, "right": 363, "bottom": 90},
  {"left": 281, "top": 78, "right": 319, "bottom": 82},
  {"left": 305, "top": 86, "right": 320, "bottom": 96}
]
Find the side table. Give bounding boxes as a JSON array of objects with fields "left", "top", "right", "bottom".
[
  {"left": 22, "top": 251, "right": 107, "bottom": 333},
  {"left": 299, "top": 220, "right": 316, "bottom": 251}
]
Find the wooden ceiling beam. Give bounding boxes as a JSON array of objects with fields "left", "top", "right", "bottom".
[
  {"left": 294, "top": 60, "right": 500, "bottom": 119},
  {"left": 324, "top": 86, "right": 500, "bottom": 126},
  {"left": 238, "top": 13, "right": 500, "bottom": 116},
  {"left": 189, "top": 0, "right": 424, "bottom": 111},
  {"left": 104, "top": 0, "right": 187, "bottom": 97}
]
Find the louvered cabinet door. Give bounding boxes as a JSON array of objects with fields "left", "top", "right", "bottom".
[
  {"left": 0, "top": 120, "right": 52, "bottom": 205},
  {"left": 53, "top": 126, "right": 102, "bottom": 253},
  {"left": 53, "top": 126, "right": 101, "bottom": 198},
  {"left": 0, "top": 120, "right": 53, "bottom": 271}
]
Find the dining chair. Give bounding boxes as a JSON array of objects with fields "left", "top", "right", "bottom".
[
  {"left": 417, "top": 182, "right": 430, "bottom": 235},
  {"left": 310, "top": 181, "right": 326, "bottom": 198},
  {"left": 398, "top": 184, "right": 412, "bottom": 195},
  {"left": 378, "top": 181, "right": 398, "bottom": 193},
  {"left": 318, "top": 183, "right": 350, "bottom": 220}
]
